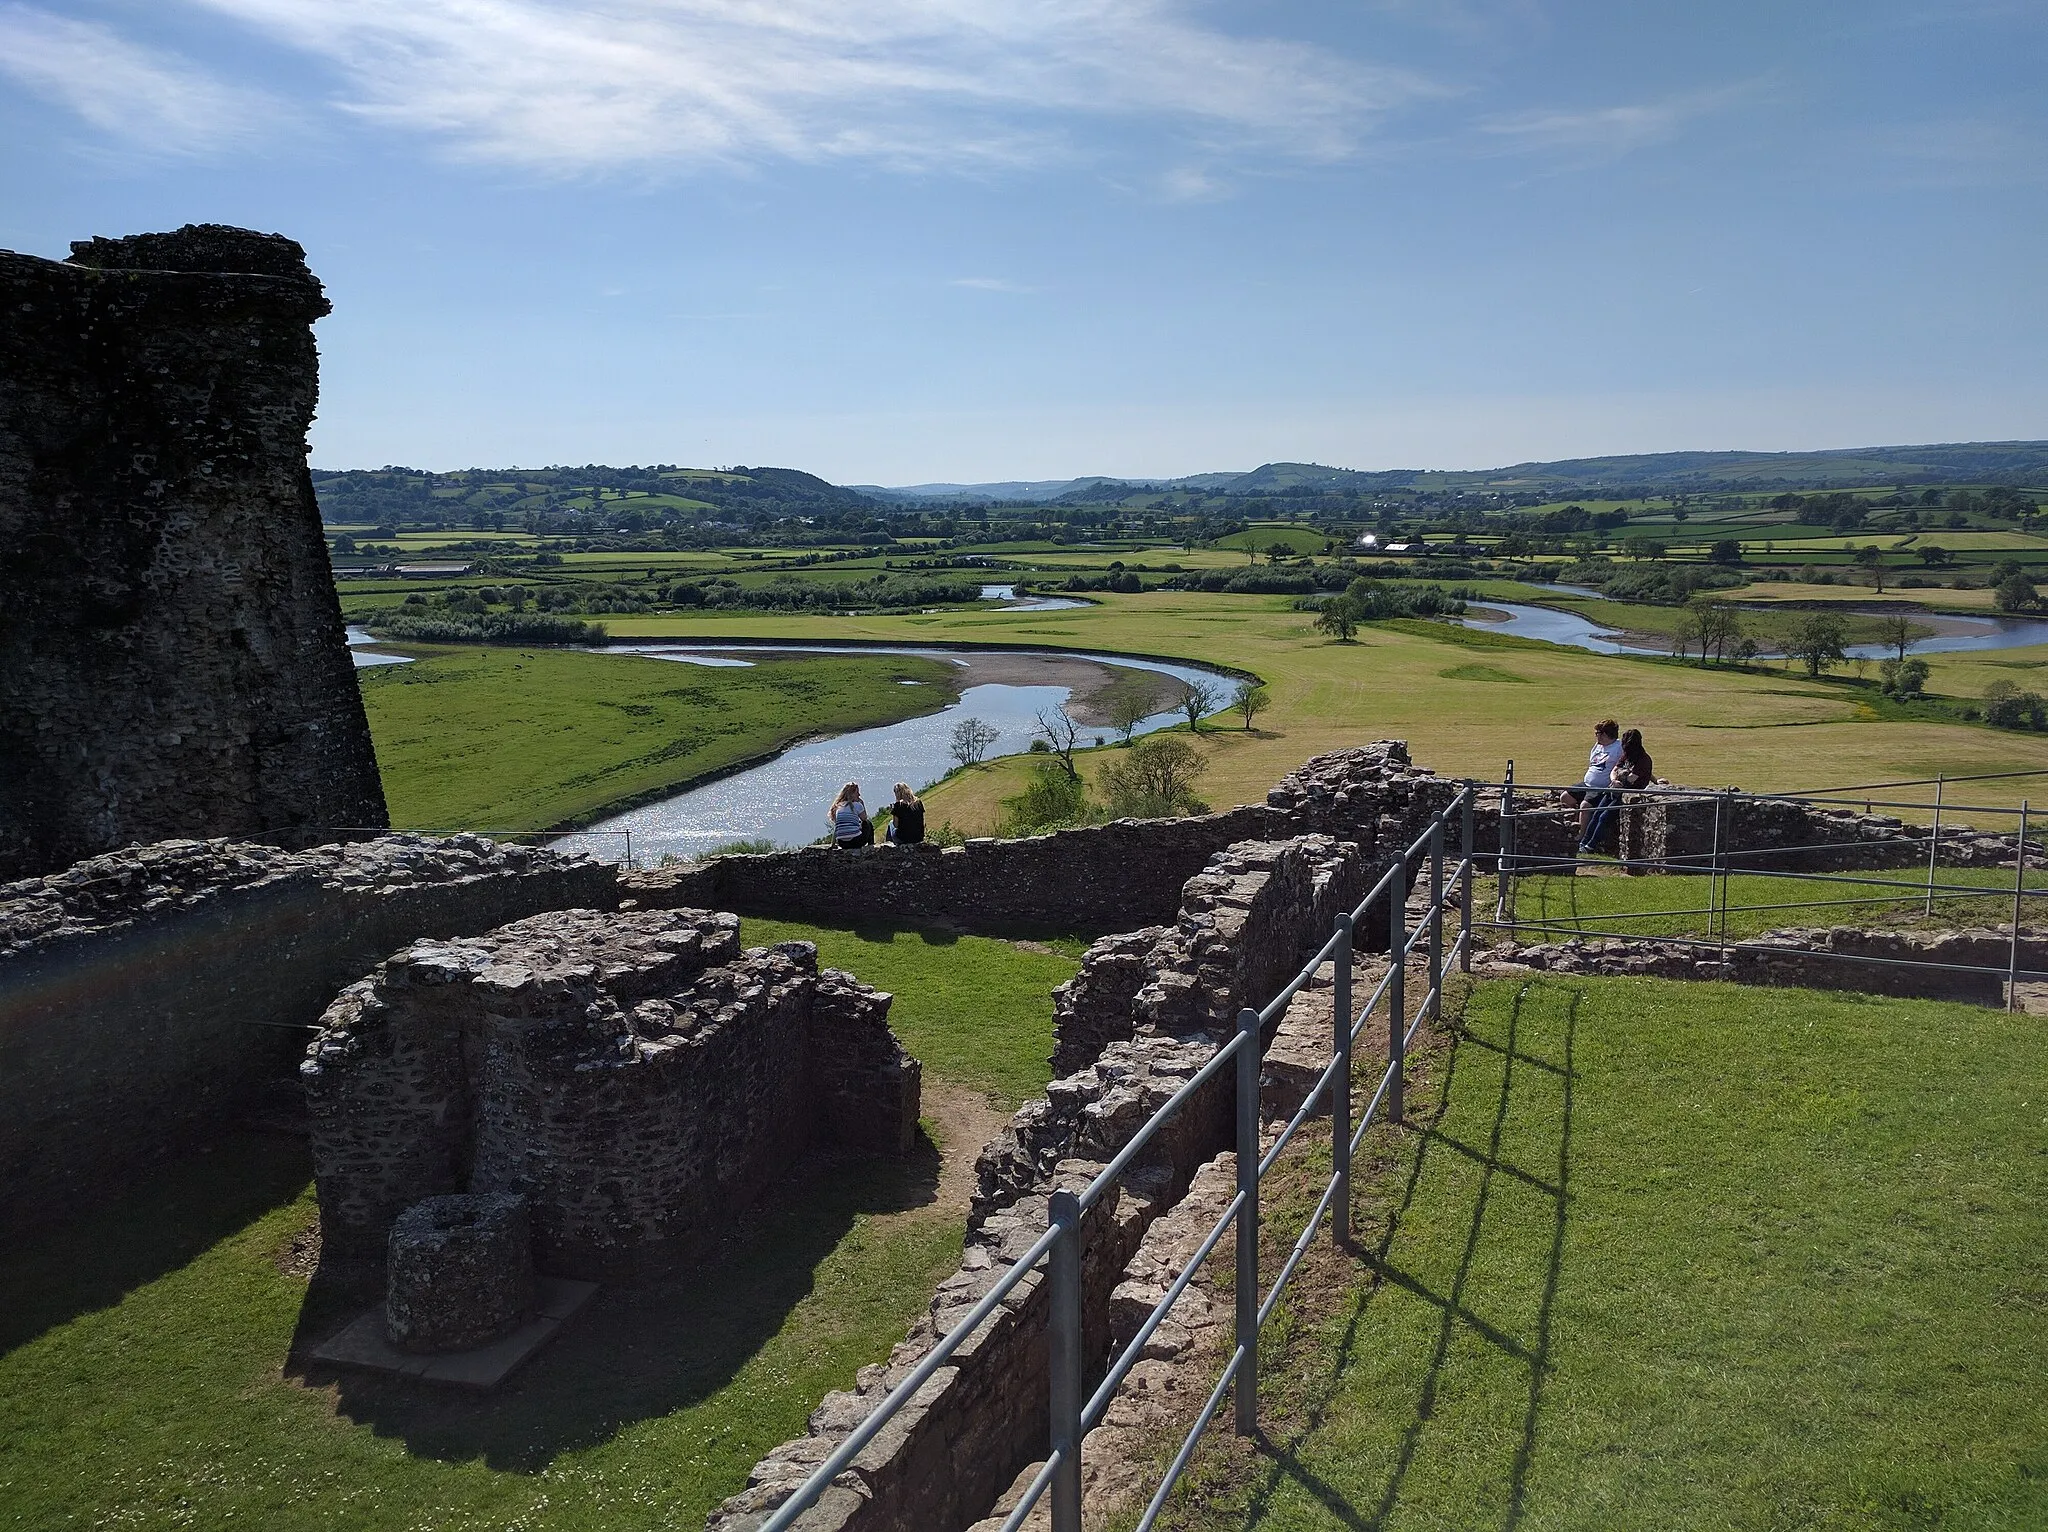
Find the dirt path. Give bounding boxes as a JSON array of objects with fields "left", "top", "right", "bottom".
[{"left": 917, "top": 1080, "right": 1011, "bottom": 1213}]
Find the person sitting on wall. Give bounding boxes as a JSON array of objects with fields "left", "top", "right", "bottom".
[
  {"left": 829, "top": 782, "right": 872, "bottom": 849},
  {"left": 1613, "top": 728, "right": 1654, "bottom": 792},
  {"left": 884, "top": 782, "right": 926, "bottom": 845},
  {"left": 1562, "top": 718, "right": 1621, "bottom": 853}
]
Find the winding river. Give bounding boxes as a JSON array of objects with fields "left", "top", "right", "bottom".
[
  {"left": 1466, "top": 600, "right": 2048, "bottom": 661},
  {"left": 574, "top": 644, "right": 1234, "bottom": 861}
]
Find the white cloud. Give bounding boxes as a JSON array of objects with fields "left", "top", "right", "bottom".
[
  {"left": 182, "top": 0, "right": 1432, "bottom": 172},
  {"left": 0, "top": 4, "right": 278, "bottom": 154},
  {"left": 1477, "top": 85, "right": 1752, "bottom": 162}
]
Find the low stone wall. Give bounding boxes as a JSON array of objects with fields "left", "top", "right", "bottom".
[
  {"left": 1049, "top": 835, "right": 1368, "bottom": 1075},
  {"left": 707, "top": 831, "right": 1355, "bottom": 1532},
  {"left": 625, "top": 741, "right": 1434, "bottom": 935},
  {"left": 1487, "top": 925, "right": 2048, "bottom": 1004},
  {"left": 0, "top": 835, "right": 617, "bottom": 1231},
  {"left": 304, "top": 908, "right": 919, "bottom": 1283}
]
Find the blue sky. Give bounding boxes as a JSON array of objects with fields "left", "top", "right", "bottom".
[{"left": 3, "top": 1, "right": 2042, "bottom": 483}]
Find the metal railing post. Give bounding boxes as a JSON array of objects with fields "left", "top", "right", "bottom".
[
  {"left": 1497, "top": 760, "right": 1517, "bottom": 938},
  {"left": 1428, "top": 817, "right": 1444, "bottom": 1021},
  {"left": 1925, "top": 773, "right": 1943, "bottom": 918},
  {"left": 1047, "top": 1190, "right": 1083, "bottom": 1532},
  {"left": 1389, "top": 854, "right": 1407, "bottom": 1125},
  {"left": 1459, "top": 782, "right": 1475, "bottom": 973},
  {"left": 1234, "top": 1008, "right": 1260, "bottom": 1436},
  {"left": 1331, "top": 914, "right": 1353, "bottom": 1247},
  {"left": 2009, "top": 801, "right": 2029, "bottom": 1013},
  {"left": 1709, "top": 792, "right": 1726, "bottom": 952}
]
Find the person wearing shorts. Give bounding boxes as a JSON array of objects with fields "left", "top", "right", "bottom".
[{"left": 1565, "top": 719, "right": 1620, "bottom": 852}]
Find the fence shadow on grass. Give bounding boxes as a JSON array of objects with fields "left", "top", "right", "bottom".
[
  {"left": 288, "top": 1125, "right": 946, "bottom": 1473},
  {"left": 0, "top": 1129, "right": 313, "bottom": 1357},
  {"left": 1221, "top": 980, "right": 1579, "bottom": 1531}
]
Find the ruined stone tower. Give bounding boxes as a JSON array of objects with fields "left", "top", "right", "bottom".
[{"left": 0, "top": 224, "right": 386, "bottom": 880}]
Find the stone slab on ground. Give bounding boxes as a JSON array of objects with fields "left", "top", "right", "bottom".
[{"left": 308, "top": 1276, "right": 597, "bottom": 1389}]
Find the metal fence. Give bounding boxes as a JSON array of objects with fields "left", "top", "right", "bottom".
[
  {"left": 757, "top": 784, "right": 1480, "bottom": 1532},
  {"left": 1486, "top": 764, "right": 2048, "bottom": 1010}
]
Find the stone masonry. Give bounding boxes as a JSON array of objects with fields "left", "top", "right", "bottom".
[
  {"left": 303, "top": 907, "right": 921, "bottom": 1281},
  {"left": 0, "top": 833, "right": 617, "bottom": 1231},
  {"left": 0, "top": 225, "right": 386, "bottom": 880},
  {"left": 707, "top": 831, "right": 1360, "bottom": 1532}
]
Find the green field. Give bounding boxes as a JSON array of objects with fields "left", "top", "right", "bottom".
[
  {"left": 358, "top": 646, "right": 957, "bottom": 831},
  {"left": 0, "top": 920, "right": 1078, "bottom": 1532},
  {"left": 1156, "top": 976, "right": 2048, "bottom": 1531}
]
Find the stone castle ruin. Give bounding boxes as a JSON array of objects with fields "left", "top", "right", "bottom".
[
  {"left": 303, "top": 907, "right": 921, "bottom": 1280},
  {"left": 0, "top": 224, "right": 385, "bottom": 882}
]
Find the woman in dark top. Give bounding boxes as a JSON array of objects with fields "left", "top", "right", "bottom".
[
  {"left": 886, "top": 782, "right": 926, "bottom": 845},
  {"left": 1613, "top": 728, "right": 1654, "bottom": 790}
]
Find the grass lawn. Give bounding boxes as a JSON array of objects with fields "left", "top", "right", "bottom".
[
  {"left": 0, "top": 923, "right": 1078, "bottom": 1531},
  {"left": 1492, "top": 866, "right": 2048, "bottom": 942},
  {"left": 739, "top": 916, "right": 1082, "bottom": 1107},
  {"left": 359, "top": 645, "right": 958, "bottom": 831},
  {"left": 1157, "top": 976, "right": 2048, "bottom": 1531},
  {"left": 599, "top": 592, "right": 2048, "bottom": 829}
]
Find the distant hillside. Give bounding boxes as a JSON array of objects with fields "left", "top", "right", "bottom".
[{"left": 857, "top": 442, "right": 2048, "bottom": 502}]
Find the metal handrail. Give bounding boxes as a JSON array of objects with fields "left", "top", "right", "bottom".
[{"left": 751, "top": 780, "right": 1479, "bottom": 1532}]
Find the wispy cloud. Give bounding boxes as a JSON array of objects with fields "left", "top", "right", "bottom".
[
  {"left": 949, "top": 276, "right": 1035, "bottom": 293},
  {"left": 179, "top": 0, "right": 1433, "bottom": 173},
  {"left": 1477, "top": 85, "right": 1753, "bottom": 163},
  {"left": 0, "top": 4, "right": 280, "bottom": 154}
]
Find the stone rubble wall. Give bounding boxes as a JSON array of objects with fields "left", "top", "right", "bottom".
[
  {"left": 304, "top": 908, "right": 920, "bottom": 1283},
  {"left": 625, "top": 741, "right": 1430, "bottom": 936},
  {"left": 0, "top": 834, "right": 616, "bottom": 1231},
  {"left": 0, "top": 224, "right": 386, "bottom": 881},
  {"left": 706, "top": 828, "right": 1367, "bottom": 1532},
  {"left": 1485, "top": 925, "right": 2048, "bottom": 1004}
]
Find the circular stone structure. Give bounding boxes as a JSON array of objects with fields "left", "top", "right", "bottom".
[{"left": 385, "top": 1193, "right": 537, "bottom": 1353}]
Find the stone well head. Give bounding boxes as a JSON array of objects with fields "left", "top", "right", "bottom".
[{"left": 385, "top": 1192, "right": 538, "bottom": 1354}]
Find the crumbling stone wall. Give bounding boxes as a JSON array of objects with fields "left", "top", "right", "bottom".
[
  {"left": 707, "top": 832, "right": 1359, "bottom": 1532},
  {"left": 0, "top": 834, "right": 616, "bottom": 1230},
  {"left": 1049, "top": 835, "right": 1368, "bottom": 1075},
  {"left": 626, "top": 741, "right": 1426, "bottom": 934},
  {"left": 1488, "top": 925, "right": 2048, "bottom": 1005},
  {"left": 0, "top": 224, "right": 384, "bottom": 881},
  {"left": 304, "top": 908, "right": 920, "bottom": 1281}
]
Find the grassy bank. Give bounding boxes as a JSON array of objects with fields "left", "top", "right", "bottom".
[
  {"left": 358, "top": 645, "right": 957, "bottom": 831},
  {"left": 1157, "top": 976, "right": 2048, "bottom": 1530},
  {"left": 598, "top": 594, "right": 2048, "bottom": 829},
  {"left": 0, "top": 922, "right": 1077, "bottom": 1531}
]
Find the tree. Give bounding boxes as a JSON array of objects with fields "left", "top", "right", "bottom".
[
  {"left": 1231, "top": 679, "right": 1271, "bottom": 731},
  {"left": 1315, "top": 597, "right": 1360, "bottom": 642},
  {"left": 1636, "top": 538, "right": 1668, "bottom": 561},
  {"left": 1099, "top": 735, "right": 1209, "bottom": 818},
  {"left": 1877, "top": 613, "right": 1935, "bottom": 662},
  {"left": 1178, "top": 678, "right": 1221, "bottom": 733},
  {"left": 1033, "top": 704, "right": 1084, "bottom": 777},
  {"left": 949, "top": 716, "right": 1000, "bottom": 768},
  {"left": 1917, "top": 544, "right": 1952, "bottom": 567},
  {"left": 1690, "top": 596, "right": 1745, "bottom": 664},
  {"left": 1880, "top": 657, "right": 1930, "bottom": 698},
  {"left": 1995, "top": 572, "right": 2037, "bottom": 613},
  {"left": 1856, "top": 545, "right": 1888, "bottom": 592},
  {"left": 1983, "top": 680, "right": 2047, "bottom": 729},
  {"left": 1102, "top": 675, "right": 1155, "bottom": 746},
  {"left": 1266, "top": 541, "right": 1295, "bottom": 563},
  {"left": 1708, "top": 538, "right": 1743, "bottom": 566},
  {"left": 1670, "top": 608, "right": 1702, "bottom": 662},
  {"left": 1788, "top": 612, "right": 1849, "bottom": 678}
]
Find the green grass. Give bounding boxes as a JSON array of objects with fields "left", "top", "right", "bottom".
[
  {"left": 0, "top": 925, "right": 1078, "bottom": 1530},
  {"left": 1493, "top": 867, "right": 2048, "bottom": 941},
  {"left": 741, "top": 917, "right": 1082, "bottom": 1106},
  {"left": 359, "top": 645, "right": 957, "bottom": 830},
  {"left": 1159, "top": 976, "right": 2048, "bottom": 1531}
]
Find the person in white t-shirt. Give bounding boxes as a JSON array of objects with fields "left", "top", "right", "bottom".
[{"left": 1564, "top": 719, "right": 1620, "bottom": 853}]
